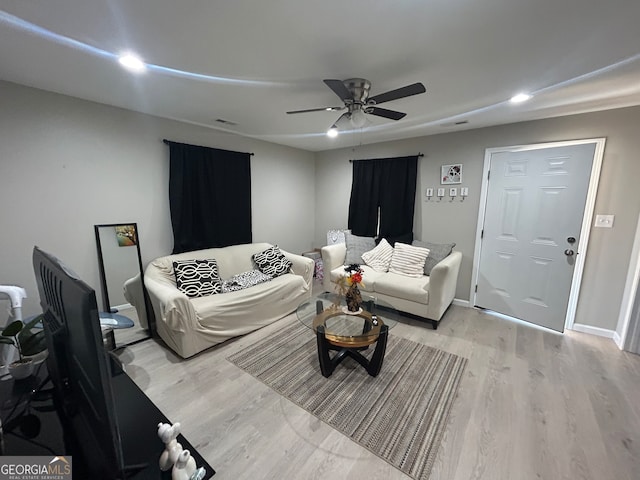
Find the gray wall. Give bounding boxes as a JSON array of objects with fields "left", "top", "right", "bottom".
[
  {"left": 315, "top": 106, "right": 640, "bottom": 331},
  {"left": 0, "top": 81, "right": 315, "bottom": 317},
  {"left": 3, "top": 77, "right": 639, "bottom": 332}
]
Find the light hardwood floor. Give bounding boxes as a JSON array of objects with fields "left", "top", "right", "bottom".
[{"left": 119, "top": 286, "right": 640, "bottom": 480}]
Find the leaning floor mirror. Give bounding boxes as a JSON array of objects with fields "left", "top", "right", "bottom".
[{"left": 94, "top": 223, "right": 153, "bottom": 348}]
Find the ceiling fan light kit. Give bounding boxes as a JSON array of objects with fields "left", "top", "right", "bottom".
[{"left": 289, "top": 78, "right": 426, "bottom": 135}]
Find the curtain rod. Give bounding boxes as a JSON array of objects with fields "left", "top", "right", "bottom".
[
  {"left": 349, "top": 153, "right": 423, "bottom": 163},
  {"left": 162, "top": 139, "right": 254, "bottom": 156}
]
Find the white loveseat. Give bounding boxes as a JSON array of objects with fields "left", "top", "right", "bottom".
[
  {"left": 144, "top": 242, "right": 314, "bottom": 358},
  {"left": 321, "top": 242, "right": 462, "bottom": 329}
]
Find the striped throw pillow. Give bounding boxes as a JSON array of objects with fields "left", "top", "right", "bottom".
[
  {"left": 389, "top": 242, "right": 430, "bottom": 278},
  {"left": 361, "top": 238, "right": 394, "bottom": 272}
]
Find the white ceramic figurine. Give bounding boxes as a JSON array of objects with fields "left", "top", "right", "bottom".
[
  {"left": 172, "top": 449, "right": 197, "bottom": 480},
  {"left": 158, "top": 422, "right": 182, "bottom": 471}
]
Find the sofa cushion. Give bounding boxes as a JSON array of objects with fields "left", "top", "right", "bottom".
[
  {"left": 361, "top": 238, "right": 394, "bottom": 272},
  {"left": 413, "top": 240, "right": 456, "bottom": 275},
  {"left": 173, "top": 259, "right": 222, "bottom": 298},
  {"left": 374, "top": 272, "right": 430, "bottom": 304},
  {"left": 344, "top": 232, "right": 376, "bottom": 265},
  {"left": 253, "top": 245, "right": 292, "bottom": 277},
  {"left": 389, "top": 242, "right": 430, "bottom": 278},
  {"left": 329, "top": 264, "right": 383, "bottom": 292}
]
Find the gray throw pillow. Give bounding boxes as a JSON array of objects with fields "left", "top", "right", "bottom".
[
  {"left": 344, "top": 232, "right": 376, "bottom": 265},
  {"left": 412, "top": 240, "right": 456, "bottom": 275}
]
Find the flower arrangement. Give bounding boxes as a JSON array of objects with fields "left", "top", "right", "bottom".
[
  {"left": 336, "top": 264, "right": 364, "bottom": 312},
  {"left": 335, "top": 263, "right": 364, "bottom": 292}
]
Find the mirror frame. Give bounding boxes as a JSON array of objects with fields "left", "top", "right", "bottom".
[{"left": 94, "top": 222, "right": 155, "bottom": 345}]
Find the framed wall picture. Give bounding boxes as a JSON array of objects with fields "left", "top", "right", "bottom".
[
  {"left": 441, "top": 164, "right": 462, "bottom": 184},
  {"left": 115, "top": 224, "right": 138, "bottom": 247}
]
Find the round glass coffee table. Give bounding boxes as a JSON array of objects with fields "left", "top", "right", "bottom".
[{"left": 296, "top": 292, "right": 399, "bottom": 377}]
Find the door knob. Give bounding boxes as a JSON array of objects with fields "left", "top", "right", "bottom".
[{"left": 564, "top": 249, "right": 575, "bottom": 256}]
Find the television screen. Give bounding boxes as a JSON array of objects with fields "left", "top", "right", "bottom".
[{"left": 32, "top": 246, "right": 125, "bottom": 479}]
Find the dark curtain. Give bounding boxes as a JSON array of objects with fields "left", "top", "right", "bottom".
[
  {"left": 348, "top": 160, "right": 381, "bottom": 236},
  {"left": 348, "top": 155, "right": 418, "bottom": 238},
  {"left": 167, "top": 141, "right": 252, "bottom": 253}
]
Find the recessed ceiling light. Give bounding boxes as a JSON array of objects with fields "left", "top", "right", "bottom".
[
  {"left": 510, "top": 93, "right": 532, "bottom": 104},
  {"left": 327, "top": 126, "right": 339, "bottom": 138},
  {"left": 118, "top": 53, "right": 146, "bottom": 73}
]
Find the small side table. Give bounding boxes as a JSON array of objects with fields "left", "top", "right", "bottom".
[{"left": 99, "top": 312, "right": 134, "bottom": 350}]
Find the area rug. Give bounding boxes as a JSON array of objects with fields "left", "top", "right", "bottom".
[{"left": 227, "top": 321, "right": 467, "bottom": 480}]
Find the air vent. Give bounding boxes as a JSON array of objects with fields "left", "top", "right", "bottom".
[
  {"left": 440, "top": 120, "right": 469, "bottom": 127},
  {"left": 215, "top": 118, "right": 238, "bottom": 126}
]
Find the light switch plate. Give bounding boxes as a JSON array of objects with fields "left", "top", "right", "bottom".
[
  {"left": 461, "top": 187, "right": 469, "bottom": 197},
  {"left": 425, "top": 188, "right": 433, "bottom": 197},
  {"left": 449, "top": 187, "right": 457, "bottom": 197},
  {"left": 594, "top": 214, "right": 615, "bottom": 228},
  {"left": 437, "top": 188, "right": 445, "bottom": 197}
]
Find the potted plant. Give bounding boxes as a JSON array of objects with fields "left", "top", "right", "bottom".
[{"left": 0, "top": 314, "right": 47, "bottom": 379}]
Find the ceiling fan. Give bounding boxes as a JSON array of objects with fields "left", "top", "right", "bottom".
[{"left": 287, "top": 78, "right": 426, "bottom": 134}]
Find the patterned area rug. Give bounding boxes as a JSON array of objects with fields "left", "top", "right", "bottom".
[{"left": 227, "top": 321, "right": 467, "bottom": 480}]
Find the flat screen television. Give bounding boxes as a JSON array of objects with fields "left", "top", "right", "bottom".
[{"left": 32, "top": 246, "right": 125, "bottom": 479}]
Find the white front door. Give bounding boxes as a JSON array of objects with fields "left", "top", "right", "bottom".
[{"left": 474, "top": 142, "right": 599, "bottom": 331}]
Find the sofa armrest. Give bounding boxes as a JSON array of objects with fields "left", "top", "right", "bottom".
[
  {"left": 144, "top": 276, "right": 198, "bottom": 333},
  {"left": 281, "top": 250, "right": 315, "bottom": 291},
  {"left": 426, "top": 251, "right": 462, "bottom": 321},
  {"left": 123, "top": 273, "right": 148, "bottom": 329},
  {"left": 321, "top": 243, "right": 346, "bottom": 292}
]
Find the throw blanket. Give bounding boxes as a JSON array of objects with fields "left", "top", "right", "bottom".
[{"left": 221, "top": 270, "right": 273, "bottom": 293}]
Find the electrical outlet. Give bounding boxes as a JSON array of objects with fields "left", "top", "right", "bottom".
[
  {"left": 425, "top": 188, "right": 433, "bottom": 197},
  {"left": 461, "top": 187, "right": 469, "bottom": 197},
  {"left": 437, "top": 188, "right": 445, "bottom": 197},
  {"left": 594, "top": 214, "right": 614, "bottom": 228},
  {"left": 449, "top": 187, "right": 457, "bottom": 197}
]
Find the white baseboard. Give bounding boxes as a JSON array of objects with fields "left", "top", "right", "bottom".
[
  {"left": 571, "top": 323, "right": 616, "bottom": 339},
  {"left": 452, "top": 298, "right": 470, "bottom": 308},
  {"left": 613, "top": 331, "right": 624, "bottom": 349}
]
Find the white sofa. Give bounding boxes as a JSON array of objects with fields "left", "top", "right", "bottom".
[
  {"left": 144, "top": 242, "right": 314, "bottom": 358},
  {"left": 321, "top": 242, "right": 462, "bottom": 329}
]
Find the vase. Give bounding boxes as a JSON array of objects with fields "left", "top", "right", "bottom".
[{"left": 345, "top": 284, "right": 362, "bottom": 312}]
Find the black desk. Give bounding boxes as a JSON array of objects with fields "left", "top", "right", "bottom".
[{"left": 0, "top": 360, "right": 215, "bottom": 479}]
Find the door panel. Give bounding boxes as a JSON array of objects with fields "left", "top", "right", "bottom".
[{"left": 476, "top": 143, "right": 596, "bottom": 331}]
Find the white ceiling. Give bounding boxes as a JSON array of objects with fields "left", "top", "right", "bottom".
[{"left": 1, "top": 0, "right": 640, "bottom": 152}]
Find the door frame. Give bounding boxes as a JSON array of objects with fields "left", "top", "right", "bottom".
[
  {"left": 615, "top": 212, "right": 640, "bottom": 350},
  {"left": 470, "top": 138, "right": 607, "bottom": 331}
]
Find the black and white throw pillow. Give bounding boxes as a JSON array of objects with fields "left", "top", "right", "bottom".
[
  {"left": 173, "top": 259, "right": 222, "bottom": 298},
  {"left": 252, "top": 245, "right": 292, "bottom": 277},
  {"left": 222, "top": 269, "right": 273, "bottom": 293}
]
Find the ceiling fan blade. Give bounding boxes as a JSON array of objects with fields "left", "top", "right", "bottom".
[
  {"left": 368, "top": 82, "right": 426, "bottom": 105},
  {"left": 324, "top": 79, "right": 353, "bottom": 102},
  {"left": 287, "top": 106, "right": 343, "bottom": 114},
  {"left": 367, "top": 107, "right": 406, "bottom": 121}
]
